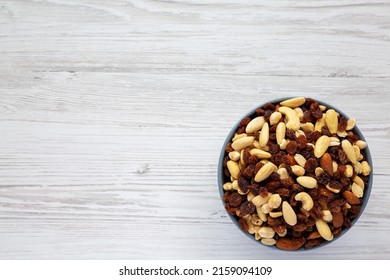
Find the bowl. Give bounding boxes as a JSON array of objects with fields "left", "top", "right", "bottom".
[{"left": 218, "top": 97, "right": 373, "bottom": 250}]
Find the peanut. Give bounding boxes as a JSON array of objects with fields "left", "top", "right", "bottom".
[
  {"left": 277, "top": 167, "right": 289, "bottom": 180},
  {"left": 351, "top": 182, "right": 364, "bottom": 198},
  {"left": 261, "top": 238, "right": 276, "bottom": 246},
  {"left": 291, "top": 165, "right": 305, "bottom": 176},
  {"left": 259, "top": 227, "right": 275, "bottom": 238},
  {"left": 355, "top": 140, "right": 367, "bottom": 149},
  {"left": 361, "top": 161, "right": 371, "bottom": 176},
  {"left": 278, "top": 106, "right": 300, "bottom": 131},
  {"left": 322, "top": 210, "right": 333, "bottom": 222},
  {"left": 270, "top": 111, "right": 282, "bottom": 125},
  {"left": 353, "top": 176, "right": 365, "bottom": 189},
  {"left": 223, "top": 182, "right": 233, "bottom": 191},
  {"left": 346, "top": 118, "right": 356, "bottom": 130},
  {"left": 252, "top": 193, "right": 272, "bottom": 207},
  {"left": 261, "top": 203, "right": 272, "bottom": 214},
  {"left": 280, "top": 139, "right": 288, "bottom": 150},
  {"left": 344, "top": 165, "right": 354, "bottom": 177},
  {"left": 228, "top": 151, "right": 240, "bottom": 161},
  {"left": 269, "top": 211, "right": 283, "bottom": 218},
  {"left": 268, "top": 194, "right": 282, "bottom": 209}
]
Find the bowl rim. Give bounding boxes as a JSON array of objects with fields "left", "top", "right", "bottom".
[{"left": 217, "top": 97, "right": 374, "bottom": 251}]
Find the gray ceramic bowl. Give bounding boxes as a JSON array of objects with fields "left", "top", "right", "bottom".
[{"left": 218, "top": 97, "right": 373, "bottom": 250}]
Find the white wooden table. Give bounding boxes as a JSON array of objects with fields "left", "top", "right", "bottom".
[{"left": 0, "top": 0, "right": 389, "bottom": 259}]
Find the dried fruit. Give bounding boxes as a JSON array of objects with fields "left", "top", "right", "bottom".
[{"left": 222, "top": 97, "right": 370, "bottom": 250}]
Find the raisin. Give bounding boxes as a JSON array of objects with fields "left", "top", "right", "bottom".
[
  {"left": 243, "top": 149, "right": 251, "bottom": 165},
  {"left": 264, "top": 103, "right": 275, "bottom": 110},
  {"left": 347, "top": 133, "right": 359, "bottom": 143},
  {"left": 223, "top": 191, "right": 231, "bottom": 203},
  {"left": 344, "top": 218, "right": 352, "bottom": 228},
  {"left": 297, "top": 214, "right": 308, "bottom": 222},
  {"left": 286, "top": 141, "right": 298, "bottom": 155},
  {"left": 296, "top": 135, "right": 308, "bottom": 149},
  {"left": 266, "top": 181, "right": 281, "bottom": 192},
  {"left": 238, "top": 218, "right": 249, "bottom": 232},
  {"left": 328, "top": 202, "right": 341, "bottom": 213},
  {"left": 292, "top": 183, "right": 304, "bottom": 192},
  {"left": 333, "top": 227, "right": 342, "bottom": 238},
  {"left": 223, "top": 156, "right": 229, "bottom": 168},
  {"left": 269, "top": 172, "right": 281, "bottom": 181},
  {"left": 340, "top": 175, "right": 350, "bottom": 187},
  {"left": 254, "top": 161, "right": 264, "bottom": 174},
  {"left": 302, "top": 110, "right": 315, "bottom": 123},
  {"left": 259, "top": 187, "right": 269, "bottom": 197},
  {"left": 338, "top": 149, "right": 349, "bottom": 164},
  {"left": 337, "top": 164, "right": 347, "bottom": 173},
  {"left": 301, "top": 150, "right": 314, "bottom": 160},
  {"left": 264, "top": 110, "right": 272, "bottom": 121},
  {"left": 338, "top": 116, "right": 348, "bottom": 131},
  {"left": 274, "top": 152, "right": 285, "bottom": 166},
  {"left": 305, "top": 98, "right": 316, "bottom": 107},
  {"left": 247, "top": 156, "right": 258, "bottom": 165},
  {"left": 281, "top": 177, "right": 294, "bottom": 187},
  {"left": 256, "top": 108, "right": 265, "bottom": 116},
  {"left": 349, "top": 205, "right": 361, "bottom": 215},
  {"left": 228, "top": 193, "right": 242, "bottom": 207},
  {"left": 306, "top": 218, "right": 316, "bottom": 227},
  {"left": 304, "top": 158, "right": 318, "bottom": 173},
  {"left": 329, "top": 181, "right": 343, "bottom": 190},
  {"left": 273, "top": 224, "right": 286, "bottom": 235},
  {"left": 239, "top": 117, "right": 251, "bottom": 127},
  {"left": 268, "top": 143, "right": 280, "bottom": 154},
  {"left": 309, "top": 204, "right": 324, "bottom": 219},
  {"left": 275, "top": 188, "right": 291, "bottom": 197},
  {"left": 310, "top": 102, "right": 323, "bottom": 119},
  {"left": 267, "top": 216, "right": 283, "bottom": 226},
  {"left": 286, "top": 129, "right": 297, "bottom": 140},
  {"left": 238, "top": 177, "right": 250, "bottom": 193},
  {"left": 321, "top": 125, "right": 331, "bottom": 136},
  {"left": 292, "top": 231, "right": 303, "bottom": 238},
  {"left": 242, "top": 164, "right": 255, "bottom": 178},
  {"left": 239, "top": 201, "right": 256, "bottom": 215},
  {"left": 224, "top": 168, "right": 231, "bottom": 178},
  {"left": 269, "top": 133, "right": 276, "bottom": 141},
  {"left": 304, "top": 239, "right": 321, "bottom": 249},
  {"left": 306, "top": 130, "right": 321, "bottom": 142},
  {"left": 269, "top": 125, "right": 278, "bottom": 133},
  {"left": 225, "top": 142, "right": 234, "bottom": 153},
  {"left": 293, "top": 222, "right": 307, "bottom": 232},
  {"left": 237, "top": 126, "right": 245, "bottom": 134}
]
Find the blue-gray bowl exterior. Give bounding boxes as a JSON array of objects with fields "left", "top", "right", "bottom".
[{"left": 218, "top": 97, "right": 373, "bottom": 251}]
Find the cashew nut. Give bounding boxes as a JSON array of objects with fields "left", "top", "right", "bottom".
[
  {"left": 278, "top": 106, "right": 300, "bottom": 131},
  {"left": 294, "top": 192, "right": 314, "bottom": 211}
]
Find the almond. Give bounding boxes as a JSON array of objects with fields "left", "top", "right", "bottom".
[
  {"left": 325, "top": 109, "right": 339, "bottom": 134},
  {"left": 341, "top": 140, "right": 357, "bottom": 164},
  {"left": 314, "top": 135, "right": 331, "bottom": 158},
  {"left": 254, "top": 162, "right": 277, "bottom": 182},
  {"left": 250, "top": 148, "right": 272, "bottom": 159},
  {"left": 245, "top": 116, "right": 265, "bottom": 133},
  {"left": 259, "top": 122, "right": 269, "bottom": 147},
  {"left": 343, "top": 190, "right": 360, "bottom": 205},
  {"left": 282, "top": 201, "right": 297, "bottom": 226},
  {"left": 276, "top": 122, "right": 286, "bottom": 145},
  {"left": 332, "top": 211, "right": 344, "bottom": 228},
  {"left": 296, "top": 176, "right": 317, "bottom": 189},
  {"left": 276, "top": 238, "right": 304, "bottom": 251},
  {"left": 231, "top": 136, "right": 254, "bottom": 151},
  {"left": 316, "top": 219, "right": 333, "bottom": 241},
  {"left": 307, "top": 231, "right": 321, "bottom": 240},
  {"left": 280, "top": 97, "right": 306, "bottom": 108},
  {"left": 320, "top": 153, "right": 333, "bottom": 176}
]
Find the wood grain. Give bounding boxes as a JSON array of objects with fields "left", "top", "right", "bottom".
[{"left": 0, "top": 0, "right": 389, "bottom": 259}]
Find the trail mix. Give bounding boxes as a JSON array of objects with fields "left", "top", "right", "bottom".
[{"left": 222, "top": 97, "right": 371, "bottom": 250}]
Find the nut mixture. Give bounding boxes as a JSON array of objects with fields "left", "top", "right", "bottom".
[{"left": 222, "top": 97, "right": 371, "bottom": 250}]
